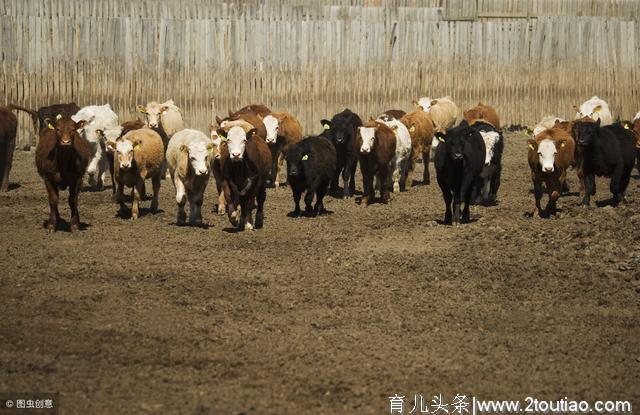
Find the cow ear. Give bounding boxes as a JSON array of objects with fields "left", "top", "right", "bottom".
[
  {"left": 320, "top": 119, "right": 331, "bottom": 130},
  {"left": 459, "top": 119, "right": 469, "bottom": 128},
  {"left": 228, "top": 110, "right": 234, "bottom": 117},
  {"left": 527, "top": 138, "right": 536, "bottom": 150},
  {"left": 246, "top": 128, "right": 257, "bottom": 139},
  {"left": 572, "top": 105, "right": 579, "bottom": 112},
  {"left": 160, "top": 106, "right": 169, "bottom": 113},
  {"left": 592, "top": 105, "right": 602, "bottom": 113},
  {"left": 435, "top": 131, "right": 446, "bottom": 143},
  {"left": 45, "top": 118, "right": 55, "bottom": 130},
  {"left": 180, "top": 144, "right": 188, "bottom": 153},
  {"left": 137, "top": 105, "right": 147, "bottom": 114},
  {"left": 430, "top": 100, "right": 438, "bottom": 106},
  {"left": 133, "top": 139, "right": 142, "bottom": 149},
  {"left": 215, "top": 116, "right": 223, "bottom": 125},
  {"left": 216, "top": 128, "right": 227, "bottom": 141}
]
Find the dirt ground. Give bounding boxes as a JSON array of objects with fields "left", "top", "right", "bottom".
[{"left": 0, "top": 132, "right": 639, "bottom": 414}]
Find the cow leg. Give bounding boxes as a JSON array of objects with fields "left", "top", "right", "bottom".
[
  {"left": 380, "top": 165, "right": 391, "bottom": 204},
  {"left": 391, "top": 158, "right": 401, "bottom": 193},
  {"left": 545, "top": 176, "right": 561, "bottom": 215},
  {"left": 96, "top": 156, "right": 106, "bottom": 191},
  {"left": 532, "top": 175, "right": 544, "bottom": 217},
  {"left": 348, "top": 159, "right": 357, "bottom": 196},
  {"left": 398, "top": 158, "right": 409, "bottom": 192},
  {"left": 314, "top": 181, "right": 328, "bottom": 214},
  {"left": 343, "top": 160, "right": 354, "bottom": 198},
  {"left": 188, "top": 190, "right": 204, "bottom": 227},
  {"left": 224, "top": 181, "right": 239, "bottom": 227},
  {"left": 45, "top": 179, "right": 60, "bottom": 231},
  {"left": 330, "top": 164, "right": 341, "bottom": 196},
  {"left": 107, "top": 152, "right": 116, "bottom": 194},
  {"left": 490, "top": 166, "right": 501, "bottom": 201},
  {"left": 239, "top": 196, "right": 253, "bottom": 230},
  {"left": 291, "top": 186, "right": 302, "bottom": 217},
  {"left": 304, "top": 188, "right": 315, "bottom": 215},
  {"left": 0, "top": 131, "right": 16, "bottom": 192},
  {"left": 151, "top": 174, "right": 160, "bottom": 212},
  {"left": 68, "top": 179, "right": 81, "bottom": 232},
  {"left": 116, "top": 181, "right": 130, "bottom": 215},
  {"left": 268, "top": 146, "right": 278, "bottom": 188},
  {"left": 275, "top": 153, "right": 286, "bottom": 189},
  {"left": 582, "top": 174, "right": 594, "bottom": 206},
  {"left": 361, "top": 169, "right": 373, "bottom": 206},
  {"left": 603, "top": 165, "right": 625, "bottom": 207},
  {"left": 442, "top": 188, "right": 453, "bottom": 225},
  {"left": 131, "top": 184, "right": 140, "bottom": 220},
  {"left": 175, "top": 177, "right": 187, "bottom": 225},
  {"left": 255, "top": 184, "right": 266, "bottom": 229},
  {"left": 422, "top": 147, "right": 431, "bottom": 185},
  {"left": 460, "top": 173, "right": 476, "bottom": 223}
]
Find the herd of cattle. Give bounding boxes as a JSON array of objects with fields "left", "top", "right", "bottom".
[{"left": 0, "top": 95, "right": 638, "bottom": 231}]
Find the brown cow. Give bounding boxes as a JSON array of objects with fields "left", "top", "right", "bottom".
[
  {"left": 233, "top": 104, "right": 271, "bottom": 118},
  {"left": 35, "top": 117, "right": 92, "bottom": 231},
  {"left": 0, "top": 105, "right": 39, "bottom": 191},
  {"left": 463, "top": 103, "right": 500, "bottom": 130},
  {"left": 527, "top": 127, "right": 575, "bottom": 217},
  {"left": 262, "top": 111, "right": 303, "bottom": 188},
  {"left": 104, "top": 119, "right": 145, "bottom": 196},
  {"left": 401, "top": 110, "right": 435, "bottom": 185},
  {"left": 378, "top": 109, "right": 406, "bottom": 121},
  {"left": 355, "top": 120, "right": 396, "bottom": 205},
  {"left": 219, "top": 126, "right": 271, "bottom": 230}
]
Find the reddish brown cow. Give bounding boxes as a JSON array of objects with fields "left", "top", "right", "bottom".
[
  {"left": 0, "top": 105, "right": 39, "bottom": 191},
  {"left": 463, "top": 103, "right": 501, "bottom": 130},
  {"left": 527, "top": 128, "right": 575, "bottom": 217},
  {"left": 355, "top": 120, "right": 396, "bottom": 205},
  {"left": 232, "top": 104, "right": 271, "bottom": 118},
  {"left": 105, "top": 119, "right": 146, "bottom": 196},
  {"left": 35, "top": 118, "right": 92, "bottom": 231}
]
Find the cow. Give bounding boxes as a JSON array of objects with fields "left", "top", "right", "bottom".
[
  {"left": 137, "top": 100, "right": 185, "bottom": 179},
  {"left": 355, "top": 121, "right": 396, "bottom": 205},
  {"left": 232, "top": 104, "right": 271, "bottom": 118},
  {"left": 104, "top": 119, "right": 145, "bottom": 196},
  {"left": 620, "top": 118, "right": 640, "bottom": 175},
  {"left": 573, "top": 120, "right": 636, "bottom": 207},
  {"left": 0, "top": 105, "right": 40, "bottom": 191},
  {"left": 262, "top": 111, "right": 303, "bottom": 189},
  {"left": 470, "top": 121, "right": 504, "bottom": 205},
  {"left": 527, "top": 127, "right": 575, "bottom": 217},
  {"left": 400, "top": 110, "right": 435, "bottom": 185},
  {"left": 320, "top": 109, "right": 362, "bottom": 198},
  {"left": 35, "top": 117, "right": 92, "bottom": 231},
  {"left": 574, "top": 96, "right": 612, "bottom": 126},
  {"left": 434, "top": 121, "right": 486, "bottom": 224},
  {"left": 284, "top": 135, "right": 337, "bottom": 217},
  {"left": 208, "top": 124, "right": 226, "bottom": 215},
  {"left": 463, "top": 102, "right": 500, "bottom": 130},
  {"left": 71, "top": 104, "right": 122, "bottom": 190},
  {"left": 37, "top": 102, "right": 80, "bottom": 132},
  {"left": 113, "top": 128, "right": 164, "bottom": 220},
  {"left": 414, "top": 96, "right": 459, "bottom": 133},
  {"left": 378, "top": 109, "right": 406, "bottom": 122},
  {"left": 372, "top": 117, "right": 413, "bottom": 192},
  {"left": 533, "top": 115, "right": 565, "bottom": 137},
  {"left": 219, "top": 126, "right": 271, "bottom": 230}
]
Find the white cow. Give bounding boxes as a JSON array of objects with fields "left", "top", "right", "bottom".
[
  {"left": 71, "top": 104, "right": 122, "bottom": 189},
  {"left": 574, "top": 96, "right": 612, "bottom": 126},
  {"left": 166, "top": 129, "right": 214, "bottom": 226},
  {"left": 533, "top": 115, "right": 565, "bottom": 137},
  {"left": 375, "top": 117, "right": 413, "bottom": 192},
  {"left": 137, "top": 100, "right": 186, "bottom": 178}
]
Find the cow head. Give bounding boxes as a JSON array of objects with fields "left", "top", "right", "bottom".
[
  {"left": 437, "top": 121, "right": 474, "bottom": 161},
  {"left": 327, "top": 117, "right": 352, "bottom": 145},
  {"left": 284, "top": 141, "right": 310, "bottom": 178},
  {"left": 357, "top": 126, "right": 377, "bottom": 154},
  {"left": 528, "top": 138, "right": 557, "bottom": 173},
  {"left": 46, "top": 117, "right": 87, "bottom": 147},
  {"left": 413, "top": 97, "right": 432, "bottom": 111},
  {"left": 115, "top": 138, "right": 138, "bottom": 170},
  {"left": 137, "top": 102, "right": 169, "bottom": 129},
  {"left": 574, "top": 119, "right": 600, "bottom": 147},
  {"left": 225, "top": 126, "right": 256, "bottom": 162},
  {"left": 263, "top": 114, "right": 279, "bottom": 144},
  {"left": 181, "top": 141, "right": 213, "bottom": 176},
  {"left": 208, "top": 125, "right": 223, "bottom": 159}
]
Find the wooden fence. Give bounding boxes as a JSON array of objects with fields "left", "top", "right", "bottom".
[{"left": 2, "top": 0, "right": 640, "bottom": 147}]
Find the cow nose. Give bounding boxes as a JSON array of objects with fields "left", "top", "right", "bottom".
[
  {"left": 198, "top": 168, "right": 208, "bottom": 175},
  {"left": 544, "top": 166, "right": 554, "bottom": 172},
  {"left": 232, "top": 152, "right": 241, "bottom": 158},
  {"left": 361, "top": 148, "right": 369, "bottom": 153}
]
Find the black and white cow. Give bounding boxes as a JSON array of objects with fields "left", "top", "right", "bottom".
[{"left": 470, "top": 121, "right": 503, "bottom": 205}]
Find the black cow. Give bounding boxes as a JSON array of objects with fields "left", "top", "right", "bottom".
[
  {"left": 37, "top": 103, "right": 80, "bottom": 132},
  {"left": 319, "top": 109, "right": 362, "bottom": 198},
  {"left": 284, "top": 135, "right": 337, "bottom": 217},
  {"left": 574, "top": 120, "right": 636, "bottom": 207},
  {"left": 470, "top": 121, "right": 503, "bottom": 205},
  {"left": 434, "top": 121, "right": 486, "bottom": 224}
]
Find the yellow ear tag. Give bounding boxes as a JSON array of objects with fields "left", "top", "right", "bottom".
[
  {"left": 624, "top": 124, "right": 630, "bottom": 129},
  {"left": 528, "top": 143, "right": 535, "bottom": 150},
  {"left": 302, "top": 154, "right": 309, "bottom": 161},
  {"left": 55, "top": 114, "right": 62, "bottom": 120},
  {"left": 410, "top": 126, "right": 416, "bottom": 132},
  {"left": 323, "top": 124, "right": 330, "bottom": 130},
  {"left": 134, "top": 144, "right": 140, "bottom": 150},
  {"left": 47, "top": 123, "right": 54, "bottom": 130},
  {"left": 561, "top": 142, "right": 566, "bottom": 148},
  {"left": 437, "top": 137, "right": 445, "bottom": 143}
]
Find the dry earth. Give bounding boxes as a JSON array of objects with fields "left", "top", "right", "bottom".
[{"left": 0, "top": 132, "right": 639, "bottom": 414}]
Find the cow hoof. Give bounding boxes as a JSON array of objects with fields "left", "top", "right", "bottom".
[
  {"left": 244, "top": 222, "right": 254, "bottom": 231},
  {"left": 131, "top": 213, "right": 138, "bottom": 220},
  {"left": 217, "top": 206, "right": 226, "bottom": 215},
  {"left": 393, "top": 183, "right": 400, "bottom": 193}
]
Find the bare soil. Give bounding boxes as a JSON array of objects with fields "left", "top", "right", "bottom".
[{"left": 0, "top": 132, "right": 638, "bottom": 414}]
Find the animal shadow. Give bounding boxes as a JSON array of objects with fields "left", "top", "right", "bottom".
[
  {"left": 115, "top": 207, "right": 163, "bottom": 219},
  {"left": 6, "top": 183, "right": 21, "bottom": 191},
  {"left": 435, "top": 217, "right": 479, "bottom": 225},
  {"left": 41, "top": 220, "right": 91, "bottom": 233},
  {"left": 287, "top": 209, "right": 334, "bottom": 218}
]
